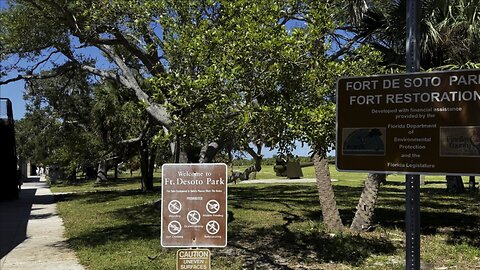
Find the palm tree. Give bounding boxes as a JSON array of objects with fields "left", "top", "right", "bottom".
[
  {"left": 353, "top": 0, "right": 480, "bottom": 69},
  {"left": 350, "top": 173, "right": 386, "bottom": 231}
]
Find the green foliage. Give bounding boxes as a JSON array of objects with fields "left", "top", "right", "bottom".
[
  {"left": 15, "top": 67, "right": 148, "bottom": 176},
  {"left": 2, "top": 0, "right": 383, "bottom": 163},
  {"left": 0, "top": 1, "right": 67, "bottom": 57},
  {"left": 153, "top": 0, "right": 383, "bottom": 154},
  {"left": 15, "top": 69, "right": 102, "bottom": 175},
  {"left": 355, "top": 0, "right": 480, "bottom": 69},
  {"left": 15, "top": 110, "right": 101, "bottom": 177},
  {"left": 15, "top": 110, "right": 61, "bottom": 163}
]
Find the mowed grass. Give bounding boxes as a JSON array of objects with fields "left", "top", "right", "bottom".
[{"left": 52, "top": 165, "right": 480, "bottom": 269}]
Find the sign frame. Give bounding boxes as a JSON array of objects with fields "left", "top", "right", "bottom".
[
  {"left": 336, "top": 69, "right": 480, "bottom": 176},
  {"left": 161, "top": 163, "right": 228, "bottom": 248}
]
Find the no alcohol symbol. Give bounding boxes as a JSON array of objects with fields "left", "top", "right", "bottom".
[
  {"left": 168, "top": 200, "right": 182, "bottom": 214},
  {"left": 206, "top": 200, "right": 220, "bottom": 214},
  {"left": 206, "top": 221, "right": 220, "bottom": 235},
  {"left": 187, "top": 210, "right": 201, "bottom": 225}
]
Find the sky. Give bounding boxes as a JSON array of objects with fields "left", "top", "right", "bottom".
[
  {"left": 0, "top": 79, "right": 25, "bottom": 119},
  {"left": 0, "top": 0, "right": 25, "bottom": 119}
]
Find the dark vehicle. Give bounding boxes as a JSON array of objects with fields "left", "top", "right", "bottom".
[{"left": 0, "top": 98, "right": 20, "bottom": 200}]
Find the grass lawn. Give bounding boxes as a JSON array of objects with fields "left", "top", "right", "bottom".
[{"left": 51, "top": 165, "right": 480, "bottom": 269}]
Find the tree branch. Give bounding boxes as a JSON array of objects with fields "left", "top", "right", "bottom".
[
  {"left": 112, "top": 29, "right": 165, "bottom": 75},
  {"left": 80, "top": 64, "right": 120, "bottom": 81},
  {"left": 0, "top": 62, "right": 76, "bottom": 85},
  {"left": 97, "top": 44, "right": 172, "bottom": 128},
  {"left": 328, "top": 32, "right": 364, "bottom": 61},
  {"left": 119, "top": 118, "right": 151, "bottom": 144},
  {"left": 29, "top": 50, "right": 61, "bottom": 72}
]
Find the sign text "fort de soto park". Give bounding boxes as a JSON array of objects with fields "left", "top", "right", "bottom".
[
  {"left": 161, "top": 163, "right": 227, "bottom": 248},
  {"left": 336, "top": 69, "right": 480, "bottom": 175}
]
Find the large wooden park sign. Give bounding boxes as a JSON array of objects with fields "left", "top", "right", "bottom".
[
  {"left": 336, "top": 69, "right": 480, "bottom": 175},
  {"left": 161, "top": 163, "right": 227, "bottom": 248}
]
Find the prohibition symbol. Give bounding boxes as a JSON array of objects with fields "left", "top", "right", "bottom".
[
  {"left": 168, "top": 200, "right": 182, "bottom": 214},
  {"left": 206, "top": 200, "right": 220, "bottom": 214},
  {"left": 206, "top": 220, "right": 220, "bottom": 235},
  {"left": 187, "top": 210, "right": 201, "bottom": 224},
  {"left": 168, "top": 221, "right": 182, "bottom": 235}
]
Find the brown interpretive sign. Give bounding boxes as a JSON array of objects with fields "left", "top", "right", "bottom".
[
  {"left": 176, "top": 249, "right": 211, "bottom": 270},
  {"left": 336, "top": 69, "right": 480, "bottom": 175},
  {"left": 161, "top": 163, "right": 227, "bottom": 247}
]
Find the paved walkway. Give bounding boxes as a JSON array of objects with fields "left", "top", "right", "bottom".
[{"left": 0, "top": 177, "right": 84, "bottom": 270}]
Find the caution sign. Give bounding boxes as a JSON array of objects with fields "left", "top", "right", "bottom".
[
  {"left": 336, "top": 69, "right": 480, "bottom": 175},
  {"left": 176, "top": 249, "right": 211, "bottom": 270},
  {"left": 161, "top": 163, "right": 227, "bottom": 247}
]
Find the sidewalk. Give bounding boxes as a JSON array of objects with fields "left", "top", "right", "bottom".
[{"left": 0, "top": 177, "right": 84, "bottom": 270}]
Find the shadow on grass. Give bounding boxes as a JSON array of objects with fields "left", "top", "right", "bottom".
[
  {"left": 231, "top": 184, "right": 480, "bottom": 249},
  {"left": 64, "top": 193, "right": 396, "bottom": 268},
  {"left": 228, "top": 184, "right": 397, "bottom": 267},
  {"left": 367, "top": 185, "right": 480, "bottom": 249},
  {"left": 58, "top": 182, "right": 479, "bottom": 269},
  {"left": 67, "top": 223, "right": 160, "bottom": 249},
  {"left": 66, "top": 201, "right": 161, "bottom": 249},
  {"left": 227, "top": 223, "right": 397, "bottom": 268},
  {"left": 55, "top": 187, "right": 160, "bottom": 204},
  {"left": 51, "top": 177, "right": 161, "bottom": 189}
]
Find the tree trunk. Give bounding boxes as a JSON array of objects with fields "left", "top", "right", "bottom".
[
  {"left": 69, "top": 168, "right": 77, "bottom": 182},
  {"left": 173, "top": 137, "right": 188, "bottom": 163},
  {"left": 86, "top": 166, "right": 96, "bottom": 179},
  {"left": 114, "top": 162, "right": 118, "bottom": 181},
  {"left": 240, "top": 163, "right": 261, "bottom": 180},
  {"left": 446, "top": 175, "right": 465, "bottom": 194},
  {"left": 199, "top": 142, "right": 223, "bottom": 163},
  {"left": 228, "top": 150, "right": 234, "bottom": 176},
  {"left": 469, "top": 176, "right": 476, "bottom": 192},
  {"left": 313, "top": 152, "right": 343, "bottom": 230},
  {"left": 139, "top": 140, "right": 154, "bottom": 191},
  {"left": 147, "top": 148, "right": 156, "bottom": 190},
  {"left": 229, "top": 144, "right": 263, "bottom": 182},
  {"left": 350, "top": 173, "right": 385, "bottom": 232},
  {"left": 96, "top": 160, "right": 108, "bottom": 182},
  {"left": 95, "top": 45, "right": 173, "bottom": 129}
]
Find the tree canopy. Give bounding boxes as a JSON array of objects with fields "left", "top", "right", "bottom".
[
  {"left": 1, "top": 0, "right": 381, "bottom": 156},
  {"left": 15, "top": 68, "right": 146, "bottom": 179}
]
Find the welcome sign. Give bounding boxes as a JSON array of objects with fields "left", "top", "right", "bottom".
[{"left": 161, "top": 163, "right": 228, "bottom": 247}]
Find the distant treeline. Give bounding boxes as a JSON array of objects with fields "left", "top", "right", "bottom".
[{"left": 232, "top": 156, "right": 335, "bottom": 166}]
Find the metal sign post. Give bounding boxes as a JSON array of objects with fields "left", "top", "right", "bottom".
[
  {"left": 406, "top": 0, "right": 421, "bottom": 269},
  {"left": 405, "top": 174, "right": 420, "bottom": 269}
]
